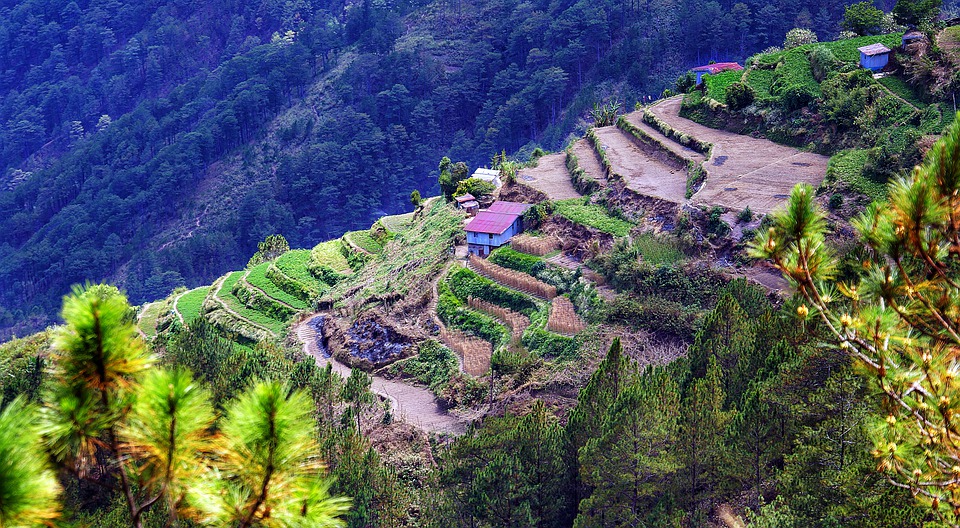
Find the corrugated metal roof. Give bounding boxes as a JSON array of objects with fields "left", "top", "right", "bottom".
[
  {"left": 858, "top": 43, "right": 891, "bottom": 56},
  {"left": 466, "top": 211, "right": 518, "bottom": 235},
  {"left": 487, "top": 201, "right": 532, "bottom": 215},
  {"left": 455, "top": 193, "right": 476, "bottom": 203},
  {"left": 472, "top": 168, "right": 500, "bottom": 182},
  {"left": 691, "top": 62, "right": 743, "bottom": 74}
]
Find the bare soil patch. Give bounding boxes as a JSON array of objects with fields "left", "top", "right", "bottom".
[
  {"left": 517, "top": 153, "right": 581, "bottom": 200},
  {"left": 647, "top": 97, "right": 827, "bottom": 214},
  {"left": 570, "top": 138, "right": 607, "bottom": 185},
  {"left": 622, "top": 112, "right": 707, "bottom": 164},
  {"left": 593, "top": 126, "right": 688, "bottom": 204}
]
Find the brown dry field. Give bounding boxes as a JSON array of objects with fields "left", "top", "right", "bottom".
[
  {"left": 593, "top": 125, "right": 688, "bottom": 204},
  {"left": 517, "top": 153, "right": 581, "bottom": 200},
  {"left": 570, "top": 138, "right": 607, "bottom": 185},
  {"left": 622, "top": 112, "right": 707, "bottom": 164},
  {"left": 642, "top": 97, "right": 828, "bottom": 214}
]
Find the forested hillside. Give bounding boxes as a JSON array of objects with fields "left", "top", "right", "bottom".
[{"left": 0, "top": 0, "right": 855, "bottom": 333}]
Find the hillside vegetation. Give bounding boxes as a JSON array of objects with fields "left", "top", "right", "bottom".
[
  {"left": 0, "top": 0, "right": 860, "bottom": 338},
  {"left": 687, "top": 29, "right": 956, "bottom": 208}
]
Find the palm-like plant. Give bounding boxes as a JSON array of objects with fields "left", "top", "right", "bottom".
[
  {"left": 190, "top": 381, "right": 351, "bottom": 527},
  {"left": 751, "top": 118, "right": 960, "bottom": 526},
  {"left": 0, "top": 397, "right": 61, "bottom": 527}
]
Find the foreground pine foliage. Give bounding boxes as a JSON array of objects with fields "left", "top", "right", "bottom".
[
  {"left": 752, "top": 114, "right": 960, "bottom": 525},
  {"left": 0, "top": 285, "right": 350, "bottom": 527}
]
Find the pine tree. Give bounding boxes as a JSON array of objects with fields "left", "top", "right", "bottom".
[
  {"left": 0, "top": 397, "right": 61, "bottom": 526},
  {"left": 687, "top": 293, "right": 755, "bottom": 405},
  {"left": 751, "top": 118, "right": 960, "bottom": 523},
  {"left": 440, "top": 402, "right": 572, "bottom": 527},
  {"left": 679, "top": 357, "right": 732, "bottom": 509},
  {"left": 574, "top": 366, "right": 681, "bottom": 527},
  {"left": 189, "top": 381, "right": 351, "bottom": 527}
]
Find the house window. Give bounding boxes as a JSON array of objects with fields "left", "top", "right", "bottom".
[{"left": 488, "top": 233, "right": 493, "bottom": 242}]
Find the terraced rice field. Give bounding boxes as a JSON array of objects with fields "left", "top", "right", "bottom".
[
  {"left": 379, "top": 212, "right": 415, "bottom": 233},
  {"left": 517, "top": 152, "right": 581, "bottom": 200},
  {"left": 214, "top": 271, "right": 286, "bottom": 334},
  {"left": 176, "top": 286, "right": 209, "bottom": 325},
  {"left": 553, "top": 198, "right": 634, "bottom": 236},
  {"left": 571, "top": 138, "right": 607, "bottom": 185},
  {"left": 644, "top": 97, "right": 828, "bottom": 214},
  {"left": 138, "top": 302, "right": 163, "bottom": 338},
  {"left": 344, "top": 229, "right": 383, "bottom": 254},
  {"left": 310, "top": 241, "right": 352, "bottom": 273},
  {"left": 276, "top": 249, "right": 328, "bottom": 285},
  {"left": 246, "top": 263, "right": 309, "bottom": 309},
  {"left": 592, "top": 125, "right": 688, "bottom": 203}
]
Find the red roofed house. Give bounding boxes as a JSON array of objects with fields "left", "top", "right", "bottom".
[
  {"left": 691, "top": 62, "right": 744, "bottom": 85},
  {"left": 455, "top": 193, "right": 480, "bottom": 216},
  {"left": 465, "top": 201, "right": 532, "bottom": 257}
]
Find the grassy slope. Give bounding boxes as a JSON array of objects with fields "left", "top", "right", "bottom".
[
  {"left": 246, "top": 262, "right": 310, "bottom": 309},
  {"left": 324, "top": 198, "right": 463, "bottom": 307},
  {"left": 177, "top": 286, "right": 210, "bottom": 325},
  {"left": 553, "top": 198, "right": 634, "bottom": 236},
  {"left": 713, "top": 33, "right": 905, "bottom": 102}
]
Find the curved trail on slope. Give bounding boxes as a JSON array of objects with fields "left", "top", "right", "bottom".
[{"left": 295, "top": 319, "right": 468, "bottom": 435}]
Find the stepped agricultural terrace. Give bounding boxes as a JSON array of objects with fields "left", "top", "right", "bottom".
[{"left": 518, "top": 96, "right": 828, "bottom": 216}]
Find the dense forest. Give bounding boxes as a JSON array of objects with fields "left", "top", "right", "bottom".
[{"left": 0, "top": 0, "right": 863, "bottom": 336}]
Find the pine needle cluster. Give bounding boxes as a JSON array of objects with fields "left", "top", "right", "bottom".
[{"left": 752, "top": 116, "right": 960, "bottom": 525}]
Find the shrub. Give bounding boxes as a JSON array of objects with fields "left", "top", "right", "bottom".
[
  {"left": 778, "top": 83, "right": 817, "bottom": 112},
  {"left": 808, "top": 45, "right": 840, "bottom": 83},
  {"left": 488, "top": 247, "right": 543, "bottom": 275},
  {"left": 737, "top": 206, "right": 754, "bottom": 223},
  {"left": 783, "top": 28, "right": 818, "bottom": 49},
  {"left": 724, "top": 82, "right": 755, "bottom": 111},
  {"left": 675, "top": 71, "right": 696, "bottom": 93},
  {"left": 454, "top": 177, "right": 496, "bottom": 198},
  {"left": 829, "top": 193, "right": 844, "bottom": 210},
  {"left": 707, "top": 206, "right": 731, "bottom": 238}
]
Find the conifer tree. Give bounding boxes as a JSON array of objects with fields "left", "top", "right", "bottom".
[
  {"left": 752, "top": 118, "right": 960, "bottom": 524},
  {"left": 574, "top": 366, "right": 681, "bottom": 527},
  {"left": 0, "top": 397, "right": 61, "bottom": 526},
  {"left": 679, "top": 357, "right": 731, "bottom": 508},
  {"left": 189, "top": 381, "right": 351, "bottom": 527},
  {"left": 440, "top": 402, "right": 572, "bottom": 527},
  {"left": 687, "top": 293, "right": 755, "bottom": 405}
]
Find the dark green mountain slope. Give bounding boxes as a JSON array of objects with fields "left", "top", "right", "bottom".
[{"left": 0, "top": 0, "right": 853, "bottom": 336}]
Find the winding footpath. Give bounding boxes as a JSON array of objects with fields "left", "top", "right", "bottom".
[{"left": 295, "top": 318, "right": 468, "bottom": 435}]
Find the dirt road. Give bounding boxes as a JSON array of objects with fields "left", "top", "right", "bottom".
[{"left": 296, "top": 318, "right": 468, "bottom": 435}]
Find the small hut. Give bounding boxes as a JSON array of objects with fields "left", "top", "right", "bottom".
[
  {"left": 858, "top": 43, "right": 892, "bottom": 71},
  {"left": 471, "top": 168, "right": 502, "bottom": 189},
  {"left": 455, "top": 193, "right": 479, "bottom": 216}
]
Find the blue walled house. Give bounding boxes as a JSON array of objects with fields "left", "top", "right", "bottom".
[
  {"left": 465, "top": 201, "right": 532, "bottom": 257},
  {"left": 858, "top": 43, "right": 892, "bottom": 71}
]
